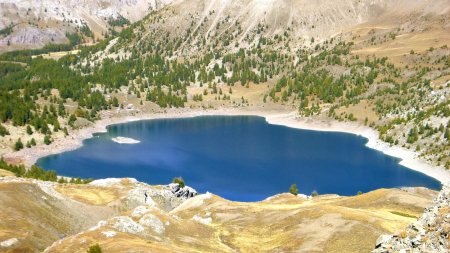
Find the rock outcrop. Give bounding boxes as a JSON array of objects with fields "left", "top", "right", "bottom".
[
  {"left": 373, "top": 186, "right": 450, "bottom": 253},
  {"left": 43, "top": 186, "right": 438, "bottom": 253},
  {"left": 0, "top": 176, "right": 196, "bottom": 252},
  {"left": 166, "top": 183, "right": 198, "bottom": 199},
  {"left": 0, "top": 0, "right": 175, "bottom": 52},
  {"left": 0, "top": 175, "right": 445, "bottom": 253}
]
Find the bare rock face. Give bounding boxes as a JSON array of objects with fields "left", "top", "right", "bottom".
[
  {"left": 373, "top": 186, "right": 450, "bottom": 253},
  {"left": 0, "top": 0, "right": 175, "bottom": 52},
  {"left": 111, "top": 216, "right": 145, "bottom": 235},
  {"left": 88, "top": 178, "right": 198, "bottom": 211},
  {"left": 166, "top": 183, "right": 198, "bottom": 199},
  {"left": 0, "top": 176, "right": 198, "bottom": 252},
  {"left": 1, "top": 0, "right": 448, "bottom": 52}
]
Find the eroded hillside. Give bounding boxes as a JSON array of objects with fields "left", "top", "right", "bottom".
[{"left": 0, "top": 173, "right": 439, "bottom": 252}]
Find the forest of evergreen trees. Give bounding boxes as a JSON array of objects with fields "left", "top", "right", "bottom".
[{"left": 0, "top": 11, "right": 448, "bottom": 168}]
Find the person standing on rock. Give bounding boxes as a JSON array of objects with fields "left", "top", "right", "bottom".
[{"left": 144, "top": 191, "right": 148, "bottom": 203}]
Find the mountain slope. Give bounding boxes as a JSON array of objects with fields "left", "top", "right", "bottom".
[
  {"left": 0, "top": 1, "right": 449, "bottom": 252},
  {"left": 0, "top": 176, "right": 192, "bottom": 252},
  {"left": 0, "top": 176, "right": 438, "bottom": 253},
  {"left": 64, "top": 0, "right": 448, "bottom": 168},
  {"left": 123, "top": 0, "right": 449, "bottom": 55},
  {"left": 0, "top": 0, "right": 448, "bottom": 171},
  {"left": 0, "top": 0, "right": 175, "bottom": 52}
]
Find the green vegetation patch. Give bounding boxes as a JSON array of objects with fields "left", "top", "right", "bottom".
[{"left": 389, "top": 211, "right": 418, "bottom": 219}]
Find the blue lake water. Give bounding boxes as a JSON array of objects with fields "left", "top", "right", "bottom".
[{"left": 36, "top": 116, "right": 441, "bottom": 201}]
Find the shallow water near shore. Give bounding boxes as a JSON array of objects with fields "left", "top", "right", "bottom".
[{"left": 37, "top": 116, "right": 441, "bottom": 201}]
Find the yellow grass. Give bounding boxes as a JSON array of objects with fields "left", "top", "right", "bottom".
[
  {"left": 0, "top": 169, "right": 15, "bottom": 177},
  {"left": 55, "top": 185, "right": 119, "bottom": 205}
]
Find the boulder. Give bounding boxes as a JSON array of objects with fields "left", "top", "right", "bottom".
[
  {"left": 375, "top": 234, "right": 392, "bottom": 248},
  {"left": 139, "top": 213, "right": 165, "bottom": 234},
  {"left": 112, "top": 216, "right": 144, "bottom": 235},
  {"left": 372, "top": 186, "right": 450, "bottom": 253},
  {"left": 167, "top": 183, "right": 198, "bottom": 199}
]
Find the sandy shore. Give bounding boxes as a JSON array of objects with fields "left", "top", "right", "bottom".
[
  {"left": 262, "top": 112, "right": 450, "bottom": 186},
  {"left": 5, "top": 107, "right": 450, "bottom": 186}
]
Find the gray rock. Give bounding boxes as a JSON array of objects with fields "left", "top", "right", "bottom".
[
  {"left": 167, "top": 183, "right": 198, "bottom": 199},
  {"left": 375, "top": 235, "right": 392, "bottom": 248},
  {"left": 372, "top": 186, "right": 450, "bottom": 253}
]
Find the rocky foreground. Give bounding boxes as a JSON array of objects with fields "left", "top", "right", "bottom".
[
  {"left": 373, "top": 186, "right": 450, "bottom": 253},
  {"left": 0, "top": 173, "right": 445, "bottom": 252}
]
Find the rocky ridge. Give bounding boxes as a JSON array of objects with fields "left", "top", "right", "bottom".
[
  {"left": 0, "top": 176, "right": 196, "bottom": 252},
  {"left": 0, "top": 0, "right": 175, "bottom": 51},
  {"left": 373, "top": 186, "right": 450, "bottom": 253},
  {"left": 0, "top": 173, "right": 444, "bottom": 252}
]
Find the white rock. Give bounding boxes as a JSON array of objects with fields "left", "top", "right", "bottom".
[
  {"left": 89, "top": 220, "right": 107, "bottom": 231},
  {"left": 375, "top": 234, "right": 392, "bottom": 248},
  {"left": 139, "top": 213, "right": 165, "bottom": 234},
  {"left": 0, "top": 238, "right": 18, "bottom": 248},
  {"left": 131, "top": 206, "right": 152, "bottom": 218},
  {"left": 127, "top": 188, "right": 158, "bottom": 208},
  {"left": 298, "top": 194, "right": 309, "bottom": 199},
  {"left": 167, "top": 183, "right": 198, "bottom": 198},
  {"left": 89, "top": 178, "right": 137, "bottom": 187},
  {"left": 112, "top": 216, "right": 144, "bottom": 235},
  {"left": 192, "top": 215, "right": 212, "bottom": 225},
  {"left": 144, "top": 196, "right": 158, "bottom": 207},
  {"left": 101, "top": 230, "right": 117, "bottom": 238}
]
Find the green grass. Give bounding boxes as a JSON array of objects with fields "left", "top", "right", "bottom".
[{"left": 389, "top": 211, "right": 418, "bottom": 219}]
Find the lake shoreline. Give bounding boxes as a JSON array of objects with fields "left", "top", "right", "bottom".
[{"left": 5, "top": 107, "right": 450, "bottom": 186}]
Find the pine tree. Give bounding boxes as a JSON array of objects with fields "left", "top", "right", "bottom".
[
  {"left": 68, "top": 114, "right": 77, "bottom": 127},
  {"left": 44, "top": 135, "right": 52, "bottom": 145},
  {"left": 58, "top": 101, "right": 66, "bottom": 116},
  {"left": 53, "top": 119, "right": 60, "bottom": 132},
  {"left": 0, "top": 124, "right": 9, "bottom": 136},
  {"left": 26, "top": 125, "right": 33, "bottom": 135},
  {"left": 14, "top": 138, "right": 24, "bottom": 151},
  {"left": 289, "top": 184, "right": 298, "bottom": 195}
]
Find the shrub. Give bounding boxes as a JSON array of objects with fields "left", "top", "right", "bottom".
[
  {"left": 87, "top": 244, "right": 102, "bottom": 253},
  {"left": 26, "top": 125, "right": 33, "bottom": 135},
  {"left": 311, "top": 190, "right": 319, "bottom": 197},
  {"left": 173, "top": 177, "right": 185, "bottom": 188},
  {"left": 25, "top": 165, "right": 57, "bottom": 181},
  {"left": 407, "top": 127, "right": 419, "bottom": 143},
  {"left": 289, "top": 184, "right": 299, "bottom": 195},
  {"left": 14, "top": 138, "right": 24, "bottom": 151},
  {"left": 0, "top": 124, "right": 9, "bottom": 136},
  {"left": 0, "top": 158, "right": 92, "bottom": 183},
  {"left": 44, "top": 135, "right": 52, "bottom": 145}
]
